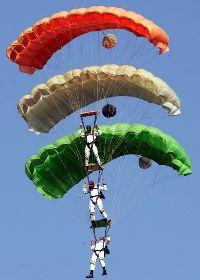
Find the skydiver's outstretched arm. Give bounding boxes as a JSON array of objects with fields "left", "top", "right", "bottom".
[
  {"left": 105, "top": 236, "right": 111, "bottom": 245},
  {"left": 79, "top": 124, "right": 85, "bottom": 138},
  {"left": 94, "top": 124, "right": 101, "bottom": 136},
  {"left": 99, "top": 182, "right": 107, "bottom": 192},
  {"left": 82, "top": 181, "right": 89, "bottom": 194}
]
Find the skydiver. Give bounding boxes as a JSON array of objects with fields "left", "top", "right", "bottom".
[
  {"left": 86, "top": 236, "right": 111, "bottom": 278},
  {"left": 82, "top": 180, "right": 110, "bottom": 227},
  {"left": 79, "top": 124, "right": 103, "bottom": 169}
]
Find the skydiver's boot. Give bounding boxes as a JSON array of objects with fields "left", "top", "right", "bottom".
[
  {"left": 102, "top": 267, "right": 107, "bottom": 276},
  {"left": 86, "top": 270, "right": 94, "bottom": 278}
]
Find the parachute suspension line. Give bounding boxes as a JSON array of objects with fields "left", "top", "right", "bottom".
[
  {"left": 150, "top": 163, "right": 180, "bottom": 186},
  {"left": 56, "top": 81, "right": 81, "bottom": 113},
  {"left": 114, "top": 148, "right": 151, "bottom": 219},
  {"left": 37, "top": 81, "right": 80, "bottom": 132},
  {"left": 44, "top": 180, "right": 87, "bottom": 225},
  {"left": 100, "top": 118, "right": 141, "bottom": 220},
  {"left": 97, "top": 31, "right": 100, "bottom": 63},
  {"left": 104, "top": 224, "right": 111, "bottom": 238},
  {"left": 92, "top": 226, "right": 98, "bottom": 241},
  {"left": 137, "top": 97, "right": 162, "bottom": 123},
  {"left": 26, "top": 108, "right": 53, "bottom": 135},
  {"left": 108, "top": 148, "right": 128, "bottom": 219},
  {"left": 49, "top": 23, "right": 64, "bottom": 68},
  {"left": 113, "top": 170, "right": 152, "bottom": 223},
  {"left": 140, "top": 48, "right": 159, "bottom": 68},
  {"left": 52, "top": 136, "right": 87, "bottom": 223},
  {"left": 109, "top": 128, "right": 157, "bottom": 222},
  {"left": 64, "top": 194, "right": 88, "bottom": 224},
  {"left": 110, "top": 139, "right": 144, "bottom": 221},
  {"left": 80, "top": 38, "right": 84, "bottom": 66},
  {"left": 68, "top": 134, "right": 85, "bottom": 169},
  {"left": 131, "top": 43, "right": 155, "bottom": 60},
  {"left": 114, "top": 145, "right": 179, "bottom": 224},
  {"left": 122, "top": 31, "right": 138, "bottom": 62},
  {"left": 28, "top": 75, "right": 86, "bottom": 134},
  {"left": 93, "top": 113, "right": 98, "bottom": 128},
  {"left": 123, "top": 36, "right": 139, "bottom": 65},
  {"left": 38, "top": 151, "right": 73, "bottom": 196},
  {"left": 106, "top": 115, "right": 132, "bottom": 215},
  {"left": 67, "top": 190, "right": 89, "bottom": 223},
  {"left": 67, "top": 21, "right": 74, "bottom": 68},
  {"left": 45, "top": 90, "right": 78, "bottom": 135},
  {"left": 80, "top": 76, "right": 84, "bottom": 110},
  {"left": 123, "top": 37, "right": 146, "bottom": 65},
  {"left": 115, "top": 160, "right": 170, "bottom": 224},
  {"left": 55, "top": 125, "right": 87, "bottom": 215},
  {"left": 97, "top": 169, "right": 103, "bottom": 185},
  {"left": 101, "top": 73, "right": 124, "bottom": 101},
  {"left": 53, "top": 192, "right": 88, "bottom": 225},
  {"left": 36, "top": 32, "right": 60, "bottom": 71},
  {"left": 114, "top": 176, "right": 160, "bottom": 225},
  {"left": 96, "top": 75, "right": 100, "bottom": 104}
]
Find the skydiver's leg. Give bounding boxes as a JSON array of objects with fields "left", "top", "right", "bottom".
[
  {"left": 85, "top": 146, "right": 90, "bottom": 167},
  {"left": 86, "top": 253, "right": 97, "bottom": 278},
  {"left": 99, "top": 252, "right": 107, "bottom": 275},
  {"left": 97, "top": 198, "right": 108, "bottom": 219},
  {"left": 90, "top": 253, "right": 97, "bottom": 271},
  {"left": 92, "top": 144, "right": 101, "bottom": 165},
  {"left": 89, "top": 200, "right": 96, "bottom": 221}
]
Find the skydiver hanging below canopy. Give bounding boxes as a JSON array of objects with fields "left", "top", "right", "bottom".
[
  {"left": 86, "top": 236, "right": 111, "bottom": 278},
  {"left": 82, "top": 180, "right": 111, "bottom": 229},
  {"left": 79, "top": 111, "right": 103, "bottom": 171}
]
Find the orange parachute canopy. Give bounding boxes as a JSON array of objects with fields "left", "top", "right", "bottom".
[{"left": 7, "top": 6, "right": 169, "bottom": 74}]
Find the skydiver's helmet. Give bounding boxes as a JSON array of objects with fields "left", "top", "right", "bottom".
[
  {"left": 102, "top": 103, "right": 116, "bottom": 118},
  {"left": 86, "top": 125, "right": 92, "bottom": 133},
  {"left": 89, "top": 180, "right": 95, "bottom": 190}
]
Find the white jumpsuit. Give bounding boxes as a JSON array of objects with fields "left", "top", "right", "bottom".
[
  {"left": 90, "top": 237, "right": 111, "bottom": 271},
  {"left": 79, "top": 129, "right": 101, "bottom": 166},
  {"left": 83, "top": 184, "right": 108, "bottom": 221}
]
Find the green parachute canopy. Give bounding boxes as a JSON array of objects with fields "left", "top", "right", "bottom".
[{"left": 26, "top": 123, "right": 192, "bottom": 199}]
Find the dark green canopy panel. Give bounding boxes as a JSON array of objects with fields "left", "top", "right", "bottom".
[{"left": 26, "top": 123, "right": 192, "bottom": 199}]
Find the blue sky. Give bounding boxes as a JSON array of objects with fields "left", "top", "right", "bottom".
[{"left": 1, "top": 0, "right": 199, "bottom": 279}]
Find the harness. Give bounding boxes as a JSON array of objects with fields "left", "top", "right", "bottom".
[
  {"left": 93, "top": 241, "right": 106, "bottom": 258},
  {"left": 90, "top": 186, "right": 101, "bottom": 205},
  {"left": 85, "top": 131, "right": 98, "bottom": 148}
]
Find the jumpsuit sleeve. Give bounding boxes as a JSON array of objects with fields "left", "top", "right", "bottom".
[
  {"left": 105, "top": 236, "right": 111, "bottom": 244},
  {"left": 82, "top": 182, "right": 89, "bottom": 194},
  {"left": 83, "top": 186, "right": 88, "bottom": 194},
  {"left": 96, "top": 129, "right": 101, "bottom": 136},
  {"left": 90, "top": 244, "right": 95, "bottom": 250}
]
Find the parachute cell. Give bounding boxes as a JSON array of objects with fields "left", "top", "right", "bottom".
[
  {"left": 18, "top": 64, "right": 180, "bottom": 133},
  {"left": 7, "top": 6, "right": 169, "bottom": 74},
  {"left": 25, "top": 123, "right": 192, "bottom": 199}
]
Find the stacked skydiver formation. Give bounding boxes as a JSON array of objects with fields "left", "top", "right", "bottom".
[
  {"left": 79, "top": 111, "right": 112, "bottom": 278},
  {"left": 6, "top": 5, "right": 193, "bottom": 280}
]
